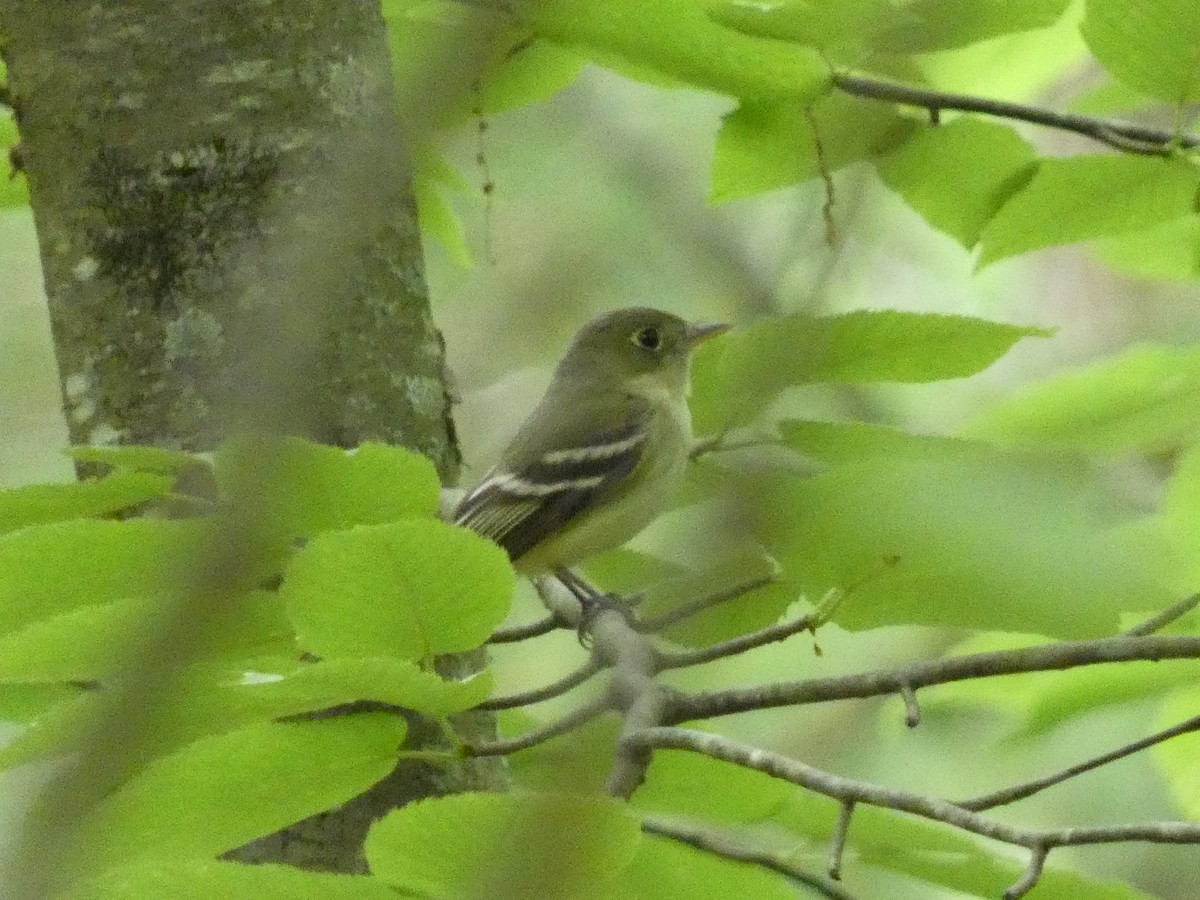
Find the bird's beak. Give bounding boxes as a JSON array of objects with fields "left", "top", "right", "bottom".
[{"left": 685, "top": 321, "right": 730, "bottom": 348}]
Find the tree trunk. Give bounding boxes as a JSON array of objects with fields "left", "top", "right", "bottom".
[{"left": 0, "top": 0, "right": 501, "bottom": 874}]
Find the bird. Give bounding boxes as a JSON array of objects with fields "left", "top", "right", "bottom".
[{"left": 453, "top": 307, "right": 728, "bottom": 595}]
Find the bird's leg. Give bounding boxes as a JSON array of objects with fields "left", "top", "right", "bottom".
[{"left": 554, "top": 567, "right": 635, "bottom": 646}]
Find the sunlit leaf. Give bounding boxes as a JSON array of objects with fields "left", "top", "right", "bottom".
[
  {"left": 1091, "top": 215, "right": 1200, "bottom": 281},
  {"left": 216, "top": 438, "right": 441, "bottom": 540},
  {"left": 691, "top": 310, "right": 1049, "bottom": 434},
  {"left": 65, "top": 445, "right": 209, "bottom": 475},
  {"left": 74, "top": 716, "right": 406, "bottom": 878},
  {"left": 964, "top": 344, "right": 1200, "bottom": 454},
  {"left": 978, "top": 156, "right": 1200, "bottom": 267},
  {"left": 58, "top": 861, "right": 397, "bottom": 900},
  {"left": 1082, "top": 0, "right": 1200, "bottom": 104},
  {"left": 366, "top": 792, "right": 642, "bottom": 898},
  {"left": 0, "top": 471, "right": 173, "bottom": 535},
  {"left": 282, "top": 520, "right": 512, "bottom": 659},
  {"left": 531, "top": 0, "right": 828, "bottom": 102},
  {"left": 0, "top": 591, "right": 294, "bottom": 682},
  {"left": 876, "top": 117, "right": 1037, "bottom": 248},
  {"left": 710, "top": 94, "right": 912, "bottom": 203},
  {"left": 756, "top": 448, "right": 1171, "bottom": 637}
]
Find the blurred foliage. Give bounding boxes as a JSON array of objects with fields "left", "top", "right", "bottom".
[{"left": 4, "top": 0, "right": 1200, "bottom": 898}]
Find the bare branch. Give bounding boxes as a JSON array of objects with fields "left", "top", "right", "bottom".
[
  {"left": 959, "top": 713, "right": 1200, "bottom": 812},
  {"left": 641, "top": 817, "right": 860, "bottom": 900},
  {"left": 463, "top": 694, "right": 609, "bottom": 757},
  {"left": 899, "top": 683, "right": 921, "bottom": 728},
  {"left": 1006, "top": 845, "right": 1048, "bottom": 900},
  {"left": 667, "top": 635, "right": 1200, "bottom": 723},
  {"left": 627, "top": 727, "right": 1200, "bottom": 850},
  {"left": 476, "top": 658, "right": 603, "bottom": 711},
  {"left": 832, "top": 71, "right": 1200, "bottom": 154},
  {"left": 488, "top": 612, "right": 565, "bottom": 644},
  {"left": 655, "top": 612, "right": 818, "bottom": 670},
  {"left": 828, "top": 801, "right": 854, "bottom": 880},
  {"left": 1124, "top": 594, "right": 1200, "bottom": 637},
  {"left": 636, "top": 574, "right": 777, "bottom": 634}
]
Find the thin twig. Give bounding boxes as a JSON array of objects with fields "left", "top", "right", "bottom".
[
  {"left": 641, "top": 817, "right": 859, "bottom": 900},
  {"left": 627, "top": 727, "right": 1200, "bottom": 849},
  {"left": 476, "top": 658, "right": 603, "bottom": 710},
  {"left": 655, "top": 612, "right": 818, "bottom": 670},
  {"left": 463, "top": 695, "right": 609, "bottom": 757},
  {"left": 488, "top": 612, "right": 564, "bottom": 644},
  {"left": 958, "top": 713, "right": 1200, "bottom": 812},
  {"left": 832, "top": 71, "right": 1200, "bottom": 154},
  {"left": 827, "top": 801, "right": 854, "bottom": 880},
  {"left": 1124, "top": 594, "right": 1200, "bottom": 637},
  {"left": 667, "top": 635, "right": 1200, "bottom": 722},
  {"left": 1005, "top": 844, "right": 1048, "bottom": 900},
  {"left": 637, "top": 574, "right": 776, "bottom": 633},
  {"left": 899, "top": 683, "right": 920, "bottom": 728}
]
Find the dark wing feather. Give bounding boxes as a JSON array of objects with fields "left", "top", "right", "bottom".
[{"left": 454, "top": 393, "right": 649, "bottom": 564}]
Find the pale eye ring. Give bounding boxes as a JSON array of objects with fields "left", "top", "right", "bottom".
[{"left": 633, "top": 326, "right": 662, "bottom": 351}]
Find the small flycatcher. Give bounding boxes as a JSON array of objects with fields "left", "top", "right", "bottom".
[{"left": 454, "top": 307, "right": 728, "bottom": 581}]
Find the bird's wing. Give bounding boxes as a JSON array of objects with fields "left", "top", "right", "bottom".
[{"left": 454, "top": 392, "right": 651, "bottom": 564}]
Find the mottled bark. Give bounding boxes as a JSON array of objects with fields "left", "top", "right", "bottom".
[
  {"left": 0, "top": 0, "right": 500, "bottom": 877},
  {"left": 0, "top": 0, "right": 460, "bottom": 473}
]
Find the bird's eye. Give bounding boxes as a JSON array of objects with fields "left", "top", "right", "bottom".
[{"left": 633, "top": 326, "right": 661, "bottom": 351}]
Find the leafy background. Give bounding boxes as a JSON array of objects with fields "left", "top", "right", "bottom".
[{"left": 4, "top": 0, "right": 1200, "bottom": 897}]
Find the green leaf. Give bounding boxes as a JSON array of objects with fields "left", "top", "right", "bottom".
[
  {"left": 0, "top": 111, "right": 29, "bottom": 208},
  {"left": 598, "top": 836, "right": 795, "bottom": 900},
  {"left": 708, "top": 0, "right": 903, "bottom": 61},
  {"left": 710, "top": 0, "right": 1071, "bottom": 56},
  {"left": 282, "top": 520, "right": 512, "bottom": 660},
  {"left": 531, "top": 0, "right": 829, "bottom": 102},
  {"left": 216, "top": 438, "right": 441, "bottom": 540},
  {"left": 1091, "top": 214, "right": 1200, "bottom": 280},
  {"left": 57, "top": 861, "right": 398, "bottom": 900},
  {"left": 876, "top": 117, "right": 1037, "bottom": 248},
  {"left": 690, "top": 310, "right": 1049, "bottom": 434},
  {"left": 1082, "top": 0, "right": 1200, "bottom": 104},
  {"left": 0, "top": 471, "right": 174, "bottom": 535},
  {"left": 710, "top": 94, "right": 912, "bottom": 203},
  {"left": 415, "top": 164, "right": 472, "bottom": 268},
  {"left": 0, "top": 657, "right": 483, "bottom": 773},
  {"left": 963, "top": 344, "right": 1200, "bottom": 454},
  {"left": 0, "top": 519, "right": 188, "bottom": 637},
  {"left": 880, "top": 0, "right": 1072, "bottom": 53},
  {"left": 65, "top": 445, "right": 209, "bottom": 475},
  {"left": 73, "top": 715, "right": 406, "bottom": 878},
  {"left": 0, "top": 683, "right": 80, "bottom": 723},
  {"left": 0, "top": 591, "right": 294, "bottom": 682},
  {"left": 631, "top": 745, "right": 790, "bottom": 824},
  {"left": 978, "top": 155, "right": 1200, "bottom": 267},
  {"left": 477, "top": 42, "right": 586, "bottom": 116},
  {"left": 366, "top": 792, "right": 642, "bottom": 898},
  {"left": 757, "top": 448, "right": 1171, "bottom": 637}
]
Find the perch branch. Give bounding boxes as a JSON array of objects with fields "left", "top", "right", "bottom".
[
  {"left": 832, "top": 71, "right": 1200, "bottom": 154},
  {"left": 476, "top": 657, "right": 602, "bottom": 710},
  {"left": 667, "top": 635, "right": 1200, "bottom": 722},
  {"left": 627, "top": 726, "right": 1200, "bottom": 899}
]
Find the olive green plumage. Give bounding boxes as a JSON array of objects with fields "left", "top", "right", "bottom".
[{"left": 455, "top": 307, "right": 727, "bottom": 574}]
